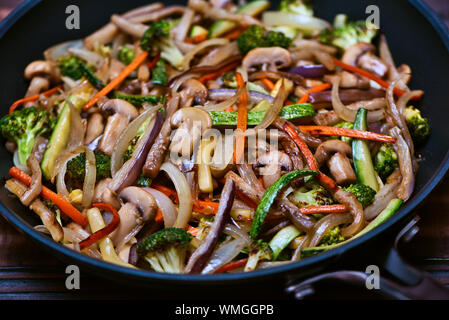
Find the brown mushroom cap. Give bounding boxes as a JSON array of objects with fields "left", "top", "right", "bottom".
[
  {"left": 242, "top": 47, "right": 292, "bottom": 72},
  {"left": 101, "top": 99, "right": 139, "bottom": 121},
  {"left": 170, "top": 107, "right": 212, "bottom": 129},
  {"left": 24, "top": 60, "right": 53, "bottom": 80},
  {"left": 118, "top": 186, "right": 157, "bottom": 221},
  {"left": 179, "top": 79, "right": 208, "bottom": 106}
]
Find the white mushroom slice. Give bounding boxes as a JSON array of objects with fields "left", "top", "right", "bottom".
[{"left": 242, "top": 47, "right": 292, "bottom": 72}]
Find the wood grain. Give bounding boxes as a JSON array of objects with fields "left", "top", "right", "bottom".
[{"left": 0, "top": 0, "right": 448, "bottom": 299}]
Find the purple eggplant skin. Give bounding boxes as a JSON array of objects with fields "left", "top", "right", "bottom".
[
  {"left": 113, "top": 111, "right": 164, "bottom": 193},
  {"left": 185, "top": 178, "right": 235, "bottom": 274},
  {"left": 309, "top": 89, "right": 385, "bottom": 105},
  {"left": 289, "top": 65, "right": 329, "bottom": 78}
]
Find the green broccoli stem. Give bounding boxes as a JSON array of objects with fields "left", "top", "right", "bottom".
[{"left": 269, "top": 225, "right": 301, "bottom": 260}]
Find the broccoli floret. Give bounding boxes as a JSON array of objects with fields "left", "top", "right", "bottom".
[
  {"left": 279, "top": 0, "right": 313, "bottom": 16},
  {"left": 237, "top": 25, "right": 292, "bottom": 56},
  {"left": 404, "top": 106, "right": 430, "bottom": 144},
  {"left": 320, "top": 20, "right": 378, "bottom": 51},
  {"left": 118, "top": 45, "right": 135, "bottom": 65},
  {"left": 343, "top": 183, "right": 376, "bottom": 208},
  {"left": 374, "top": 143, "right": 398, "bottom": 180},
  {"left": 244, "top": 240, "right": 273, "bottom": 271},
  {"left": 0, "top": 107, "right": 55, "bottom": 165},
  {"left": 137, "top": 228, "right": 192, "bottom": 273},
  {"left": 151, "top": 59, "right": 168, "bottom": 86},
  {"left": 66, "top": 151, "right": 111, "bottom": 189},
  {"left": 57, "top": 56, "right": 103, "bottom": 89},
  {"left": 289, "top": 183, "right": 334, "bottom": 208},
  {"left": 319, "top": 226, "right": 345, "bottom": 246},
  {"left": 140, "top": 20, "right": 184, "bottom": 69},
  {"left": 334, "top": 121, "right": 354, "bottom": 144}
]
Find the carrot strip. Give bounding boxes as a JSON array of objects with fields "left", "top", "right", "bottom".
[
  {"left": 191, "top": 33, "right": 208, "bottom": 44},
  {"left": 9, "top": 85, "right": 62, "bottom": 114},
  {"left": 298, "top": 126, "right": 396, "bottom": 143},
  {"left": 283, "top": 123, "right": 338, "bottom": 192},
  {"left": 79, "top": 203, "right": 120, "bottom": 250},
  {"left": 187, "top": 226, "right": 199, "bottom": 236},
  {"left": 261, "top": 78, "right": 275, "bottom": 91},
  {"left": 151, "top": 183, "right": 219, "bottom": 215},
  {"left": 215, "top": 258, "right": 248, "bottom": 274},
  {"left": 234, "top": 72, "right": 247, "bottom": 164},
  {"left": 296, "top": 83, "right": 331, "bottom": 104},
  {"left": 9, "top": 167, "right": 88, "bottom": 226},
  {"left": 224, "top": 27, "right": 247, "bottom": 40},
  {"left": 300, "top": 204, "right": 347, "bottom": 215},
  {"left": 333, "top": 58, "right": 422, "bottom": 100},
  {"left": 154, "top": 208, "right": 164, "bottom": 223},
  {"left": 199, "top": 61, "right": 239, "bottom": 83},
  {"left": 146, "top": 52, "right": 161, "bottom": 70},
  {"left": 83, "top": 51, "right": 149, "bottom": 111}
]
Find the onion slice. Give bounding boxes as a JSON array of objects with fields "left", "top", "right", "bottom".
[
  {"left": 390, "top": 127, "right": 414, "bottom": 202},
  {"left": 202, "top": 239, "right": 247, "bottom": 274},
  {"left": 81, "top": 147, "right": 96, "bottom": 208},
  {"left": 111, "top": 106, "right": 160, "bottom": 176},
  {"left": 181, "top": 38, "right": 229, "bottom": 71},
  {"left": 331, "top": 76, "right": 384, "bottom": 122},
  {"left": 144, "top": 187, "right": 177, "bottom": 227},
  {"left": 263, "top": 11, "right": 331, "bottom": 33},
  {"left": 255, "top": 79, "right": 288, "bottom": 130},
  {"left": 20, "top": 155, "right": 42, "bottom": 206},
  {"left": 308, "top": 213, "right": 352, "bottom": 247},
  {"left": 160, "top": 162, "right": 193, "bottom": 229}
]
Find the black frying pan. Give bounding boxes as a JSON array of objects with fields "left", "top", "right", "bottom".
[{"left": 0, "top": 0, "right": 448, "bottom": 299}]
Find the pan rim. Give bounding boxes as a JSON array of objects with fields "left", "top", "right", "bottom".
[{"left": 0, "top": 0, "right": 448, "bottom": 284}]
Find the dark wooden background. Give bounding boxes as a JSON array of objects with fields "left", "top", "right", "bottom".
[{"left": 0, "top": 0, "right": 448, "bottom": 300}]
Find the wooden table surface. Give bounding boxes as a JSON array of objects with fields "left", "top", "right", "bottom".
[{"left": 0, "top": 0, "right": 449, "bottom": 300}]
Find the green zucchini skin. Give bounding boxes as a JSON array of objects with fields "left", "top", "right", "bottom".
[
  {"left": 250, "top": 169, "right": 319, "bottom": 239},
  {"left": 210, "top": 103, "right": 316, "bottom": 126},
  {"left": 352, "top": 108, "right": 379, "bottom": 191}
]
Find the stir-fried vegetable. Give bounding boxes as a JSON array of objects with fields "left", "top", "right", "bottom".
[
  {"left": 0, "top": 107, "right": 55, "bottom": 165},
  {"left": 2, "top": 1, "right": 429, "bottom": 275}
]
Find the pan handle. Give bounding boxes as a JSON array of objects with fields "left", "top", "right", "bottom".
[{"left": 286, "top": 217, "right": 449, "bottom": 300}]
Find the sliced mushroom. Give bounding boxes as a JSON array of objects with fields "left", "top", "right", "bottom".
[
  {"left": 99, "top": 99, "right": 138, "bottom": 155},
  {"left": 93, "top": 178, "right": 121, "bottom": 209},
  {"left": 179, "top": 79, "right": 208, "bottom": 106},
  {"left": 24, "top": 60, "right": 53, "bottom": 80},
  {"left": 170, "top": 107, "right": 212, "bottom": 157},
  {"left": 326, "top": 152, "right": 357, "bottom": 185},
  {"left": 118, "top": 186, "right": 157, "bottom": 221},
  {"left": 85, "top": 113, "right": 105, "bottom": 145},
  {"left": 342, "top": 42, "right": 388, "bottom": 78},
  {"left": 325, "top": 71, "right": 370, "bottom": 89},
  {"left": 254, "top": 150, "right": 293, "bottom": 189},
  {"left": 24, "top": 77, "right": 50, "bottom": 108},
  {"left": 243, "top": 47, "right": 292, "bottom": 72},
  {"left": 110, "top": 187, "right": 157, "bottom": 248},
  {"left": 314, "top": 140, "right": 352, "bottom": 168}
]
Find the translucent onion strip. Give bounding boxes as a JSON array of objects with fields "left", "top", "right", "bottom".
[
  {"left": 144, "top": 187, "right": 177, "bottom": 227},
  {"left": 255, "top": 79, "right": 287, "bottom": 130},
  {"left": 202, "top": 86, "right": 244, "bottom": 111},
  {"left": 82, "top": 147, "right": 96, "bottom": 208},
  {"left": 110, "top": 106, "right": 159, "bottom": 177},
  {"left": 308, "top": 213, "right": 352, "bottom": 247},
  {"left": 160, "top": 162, "right": 192, "bottom": 228},
  {"left": 181, "top": 38, "right": 229, "bottom": 71}
]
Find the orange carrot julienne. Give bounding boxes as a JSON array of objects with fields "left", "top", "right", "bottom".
[
  {"left": 199, "top": 61, "right": 239, "bottom": 84},
  {"left": 83, "top": 51, "right": 149, "bottom": 111},
  {"left": 9, "top": 166, "right": 88, "bottom": 226},
  {"left": 215, "top": 258, "right": 248, "bottom": 273},
  {"left": 332, "top": 58, "right": 422, "bottom": 100},
  {"left": 296, "top": 83, "right": 331, "bottom": 104},
  {"left": 187, "top": 226, "right": 199, "bottom": 236},
  {"left": 234, "top": 72, "right": 247, "bottom": 164},
  {"left": 191, "top": 33, "right": 208, "bottom": 44},
  {"left": 155, "top": 208, "right": 164, "bottom": 223},
  {"left": 224, "top": 27, "right": 247, "bottom": 40},
  {"left": 261, "top": 78, "right": 275, "bottom": 91},
  {"left": 79, "top": 203, "right": 120, "bottom": 250},
  {"left": 146, "top": 52, "right": 161, "bottom": 70},
  {"left": 283, "top": 123, "right": 338, "bottom": 192},
  {"left": 9, "top": 85, "right": 62, "bottom": 114},
  {"left": 300, "top": 204, "right": 347, "bottom": 215},
  {"left": 298, "top": 126, "right": 397, "bottom": 143}
]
